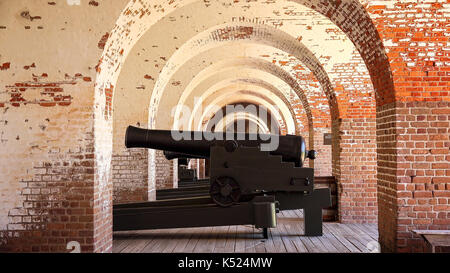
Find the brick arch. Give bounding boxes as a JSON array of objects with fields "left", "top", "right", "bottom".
[
  {"left": 231, "top": 78, "right": 302, "bottom": 134},
  {"left": 204, "top": 103, "right": 280, "bottom": 134},
  {"left": 97, "top": 0, "right": 390, "bottom": 122},
  {"left": 173, "top": 57, "right": 316, "bottom": 135},
  {"left": 192, "top": 88, "right": 293, "bottom": 135},
  {"left": 172, "top": 71, "right": 303, "bottom": 135},
  {"left": 148, "top": 22, "right": 338, "bottom": 128},
  {"left": 96, "top": 0, "right": 391, "bottom": 252},
  {"left": 222, "top": 117, "right": 272, "bottom": 134},
  {"left": 145, "top": 22, "right": 359, "bottom": 182},
  {"left": 212, "top": 115, "right": 274, "bottom": 135},
  {"left": 168, "top": 55, "right": 330, "bottom": 168}
]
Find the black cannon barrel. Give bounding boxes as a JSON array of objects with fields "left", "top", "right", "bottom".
[
  {"left": 126, "top": 126, "right": 315, "bottom": 167},
  {"left": 163, "top": 151, "right": 207, "bottom": 161}
]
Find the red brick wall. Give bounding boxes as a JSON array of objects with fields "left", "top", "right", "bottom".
[
  {"left": 0, "top": 0, "right": 448, "bottom": 254},
  {"left": 112, "top": 150, "right": 149, "bottom": 204},
  {"left": 368, "top": 1, "right": 450, "bottom": 252},
  {"left": 376, "top": 102, "right": 399, "bottom": 252},
  {"left": 393, "top": 101, "right": 449, "bottom": 252},
  {"left": 155, "top": 150, "right": 177, "bottom": 190},
  {"left": 0, "top": 133, "right": 96, "bottom": 252},
  {"left": 313, "top": 129, "right": 332, "bottom": 177},
  {"left": 189, "top": 159, "right": 198, "bottom": 179},
  {"left": 333, "top": 118, "right": 378, "bottom": 223},
  {"left": 198, "top": 159, "right": 206, "bottom": 180}
]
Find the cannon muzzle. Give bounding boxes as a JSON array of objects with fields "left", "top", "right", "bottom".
[{"left": 125, "top": 126, "right": 315, "bottom": 167}]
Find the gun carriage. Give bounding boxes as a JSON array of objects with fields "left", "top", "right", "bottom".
[
  {"left": 113, "top": 126, "right": 331, "bottom": 238},
  {"left": 163, "top": 152, "right": 199, "bottom": 183}
]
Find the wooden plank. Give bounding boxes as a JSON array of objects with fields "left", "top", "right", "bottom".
[
  {"left": 223, "top": 226, "right": 237, "bottom": 253},
  {"left": 113, "top": 231, "right": 141, "bottom": 253},
  {"left": 298, "top": 236, "right": 319, "bottom": 253},
  {"left": 413, "top": 230, "right": 450, "bottom": 236},
  {"left": 263, "top": 228, "right": 277, "bottom": 253},
  {"left": 244, "top": 226, "right": 257, "bottom": 253},
  {"left": 141, "top": 229, "right": 179, "bottom": 253},
  {"left": 253, "top": 228, "right": 267, "bottom": 253},
  {"left": 286, "top": 210, "right": 327, "bottom": 253},
  {"left": 283, "top": 210, "right": 313, "bottom": 253},
  {"left": 267, "top": 221, "right": 287, "bottom": 253},
  {"left": 118, "top": 230, "right": 159, "bottom": 253},
  {"left": 333, "top": 224, "right": 370, "bottom": 252},
  {"left": 234, "top": 225, "right": 250, "bottom": 253},
  {"left": 193, "top": 226, "right": 214, "bottom": 253},
  {"left": 325, "top": 224, "right": 361, "bottom": 253},
  {"left": 278, "top": 222, "right": 298, "bottom": 253},
  {"left": 280, "top": 215, "right": 316, "bottom": 254},
  {"left": 308, "top": 235, "right": 329, "bottom": 253},
  {"left": 344, "top": 224, "right": 376, "bottom": 250},
  {"left": 161, "top": 228, "right": 189, "bottom": 253},
  {"left": 182, "top": 227, "right": 203, "bottom": 253},
  {"left": 281, "top": 210, "right": 308, "bottom": 253},
  {"left": 292, "top": 239, "right": 308, "bottom": 253},
  {"left": 321, "top": 225, "right": 351, "bottom": 253},
  {"left": 279, "top": 211, "right": 302, "bottom": 252},
  {"left": 413, "top": 230, "right": 450, "bottom": 253},
  {"left": 350, "top": 223, "right": 378, "bottom": 241},
  {"left": 203, "top": 226, "right": 221, "bottom": 253},
  {"left": 172, "top": 228, "right": 195, "bottom": 253},
  {"left": 212, "top": 226, "right": 230, "bottom": 253},
  {"left": 113, "top": 210, "right": 381, "bottom": 254},
  {"left": 286, "top": 225, "right": 309, "bottom": 253},
  {"left": 343, "top": 235, "right": 369, "bottom": 253},
  {"left": 112, "top": 239, "right": 132, "bottom": 253},
  {"left": 360, "top": 224, "right": 379, "bottom": 238},
  {"left": 364, "top": 224, "right": 379, "bottom": 236},
  {"left": 292, "top": 209, "right": 304, "bottom": 219},
  {"left": 122, "top": 237, "right": 153, "bottom": 253},
  {"left": 317, "top": 233, "right": 339, "bottom": 253},
  {"left": 423, "top": 235, "right": 450, "bottom": 247}
]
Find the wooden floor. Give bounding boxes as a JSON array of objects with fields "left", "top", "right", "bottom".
[{"left": 113, "top": 210, "right": 379, "bottom": 253}]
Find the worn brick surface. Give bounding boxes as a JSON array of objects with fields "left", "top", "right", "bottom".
[{"left": 0, "top": 0, "right": 448, "bottom": 253}]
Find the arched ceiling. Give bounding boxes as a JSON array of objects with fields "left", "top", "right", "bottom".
[
  {"left": 195, "top": 89, "right": 292, "bottom": 134},
  {"left": 172, "top": 69, "right": 301, "bottom": 133},
  {"left": 174, "top": 56, "right": 315, "bottom": 126},
  {"left": 205, "top": 103, "right": 281, "bottom": 135},
  {"left": 99, "top": 0, "right": 385, "bottom": 99},
  {"left": 108, "top": 0, "right": 376, "bottom": 152},
  {"left": 209, "top": 112, "right": 274, "bottom": 134},
  {"left": 147, "top": 22, "right": 338, "bottom": 125},
  {"left": 223, "top": 117, "right": 271, "bottom": 135}
]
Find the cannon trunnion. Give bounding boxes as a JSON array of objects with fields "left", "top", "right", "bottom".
[{"left": 113, "top": 126, "right": 331, "bottom": 238}]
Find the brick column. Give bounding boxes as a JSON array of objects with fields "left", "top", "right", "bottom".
[
  {"left": 112, "top": 150, "right": 149, "bottom": 204},
  {"left": 379, "top": 101, "right": 450, "bottom": 252},
  {"left": 333, "top": 117, "right": 378, "bottom": 224},
  {"left": 189, "top": 159, "right": 199, "bottom": 180},
  {"left": 0, "top": 147, "right": 97, "bottom": 252},
  {"left": 198, "top": 159, "right": 206, "bottom": 180},
  {"left": 313, "top": 128, "right": 332, "bottom": 176},
  {"left": 154, "top": 150, "right": 177, "bottom": 189},
  {"left": 376, "top": 102, "right": 398, "bottom": 252},
  {"left": 172, "top": 158, "right": 178, "bottom": 188},
  {"left": 0, "top": 126, "right": 110, "bottom": 252}
]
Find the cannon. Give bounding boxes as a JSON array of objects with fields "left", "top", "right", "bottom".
[
  {"left": 126, "top": 126, "right": 316, "bottom": 167},
  {"left": 113, "top": 126, "right": 331, "bottom": 238},
  {"left": 163, "top": 151, "right": 198, "bottom": 183}
]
